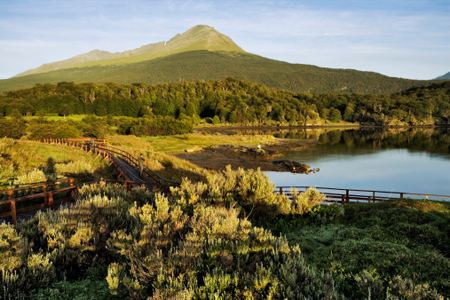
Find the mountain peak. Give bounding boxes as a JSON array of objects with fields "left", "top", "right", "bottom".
[
  {"left": 14, "top": 25, "right": 245, "bottom": 78},
  {"left": 166, "top": 25, "right": 243, "bottom": 52},
  {"left": 435, "top": 72, "right": 450, "bottom": 80}
]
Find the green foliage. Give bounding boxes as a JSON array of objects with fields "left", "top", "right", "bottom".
[
  {"left": 278, "top": 200, "right": 450, "bottom": 298},
  {"left": 29, "top": 279, "right": 112, "bottom": 300},
  {"left": 0, "top": 113, "right": 26, "bottom": 139},
  {"left": 107, "top": 190, "right": 339, "bottom": 299},
  {"left": 2, "top": 166, "right": 449, "bottom": 298},
  {"left": 290, "top": 187, "right": 325, "bottom": 215},
  {"left": 0, "top": 50, "right": 436, "bottom": 95},
  {"left": 118, "top": 116, "right": 193, "bottom": 136},
  {"left": 2, "top": 77, "right": 450, "bottom": 126},
  {"left": 172, "top": 165, "right": 292, "bottom": 219},
  {"left": 2, "top": 175, "right": 341, "bottom": 299},
  {"left": 0, "top": 140, "right": 111, "bottom": 187}
]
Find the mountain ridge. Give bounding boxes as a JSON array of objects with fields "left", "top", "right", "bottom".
[
  {"left": 14, "top": 25, "right": 244, "bottom": 77},
  {"left": 435, "top": 72, "right": 450, "bottom": 80},
  {"left": 0, "top": 25, "right": 443, "bottom": 94}
]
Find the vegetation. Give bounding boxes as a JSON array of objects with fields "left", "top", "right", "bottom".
[
  {"left": 1, "top": 68, "right": 449, "bottom": 298},
  {"left": 1, "top": 78, "right": 449, "bottom": 128},
  {"left": 2, "top": 168, "right": 448, "bottom": 299},
  {"left": 0, "top": 50, "right": 437, "bottom": 95},
  {"left": 1, "top": 176, "right": 340, "bottom": 299},
  {"left": 0, "top": 138, "right": 112, "bottom": 190},
  {"left": 266, "top": 199, "right": 450, "bottom": 299}
]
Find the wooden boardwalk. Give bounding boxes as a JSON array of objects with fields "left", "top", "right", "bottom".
[
  {"left": 2, "top": 139, "right": 449, "bottom": 225},
  {"left": 1, "top": 140, "right": 177, "bottom": 225}
]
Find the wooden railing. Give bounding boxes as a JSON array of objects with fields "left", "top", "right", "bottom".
[
  {"left": 95, "top": 144, "right": 178, "bottom": 193},
  {"left": 0, "top": 178, "right": 78, "bottom": 201},
  {"left": 0, "top": 179, "right": 136, "bottom": 225},
  {"left": 1, "top": 139, "right": 180, "bottom": 225},
  {"left": 38, "top": 138, "right": 178, "bottom": 191},
  {"left": 276, "top": 186, "right": 450, "bottom": 204}
]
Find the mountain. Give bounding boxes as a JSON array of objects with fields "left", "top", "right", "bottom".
[
  {"left": 0, "top": 25, "right": 438, "bottom": 94},
  {"left": 435, "top": 72, "right": 450, "bottom": 80},
  {"left": 14, "top": 25, "right": 244, "bottom": 78}
]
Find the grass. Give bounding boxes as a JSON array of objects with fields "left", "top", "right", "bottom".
[
  {"left": 105, "top": 132, "right": 280, "bottom": 182},
  {"left": 23, "top": 114, "right": 90, "bottom": 122},
  {"left": 141, "top": 132, "right": 278, "bottom": 153},
  {"left": 0, "top": 139, "right": 112, "bottom": 188},
  {"left": 269, "top": 199, "right": 450, "bottom": 298}
]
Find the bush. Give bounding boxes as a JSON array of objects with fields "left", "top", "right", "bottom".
[
  {"left": 107, "top": 192, "right": 340, "bottom": 299},
  {"left": 290, "top": 187, "right": 325, "bottom": 215},
  {"left": 14, "top": 169, "right": 47, "bottom": 185},
  {"left": 171, "top": 165, "right": 292, "bottom": 220},
  {"left": 54, "top": 161, "right": 96, "bottom": 175},
  {"left": 0, "top": 118, "right": 26, "bottom": 139}
]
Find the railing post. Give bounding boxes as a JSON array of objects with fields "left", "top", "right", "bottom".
[
  {"left": 279, "top": 187, "right": 283, "bottom": 194},
  {"left": 48, "top": 192, "right": 54, "bottom": 209},
  {"left": 43, "top": 183, "right": 48, "bottom": 205},
  {"left": 346, "top": 190, "right": 349, "bottom": 203},
  {"left": 341, "top": 195, "right": 345, "bottom": 205},
  {"left": 373, "top": 191, "right": 376, "bottom": 202},
  {"left": 11, "top": 200, "right": 17, "bottom": 225},
  {"left": 8, "top": 190, "right": 13, "bottom": 200},
  {"left": 400, "top": 193, "right": 403, "bottom": 199}
]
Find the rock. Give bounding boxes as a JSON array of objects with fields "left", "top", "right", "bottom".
[{"left": 272, "top": 160, "right": 311, "bottom": 173}]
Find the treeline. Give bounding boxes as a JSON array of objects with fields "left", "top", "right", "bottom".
[
  {"left": 1, "top": 77, "right": 450, "bottom": 126},
  {"left": 0, "top": 114, "right": 192, "bottom": 139}
]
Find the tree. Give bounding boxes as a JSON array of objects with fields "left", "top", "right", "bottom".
[
  {"left": 212, "top": 115, "right": 220, "bottom": 124},
  {"left": 329, "top": 108, "right": 342, "bottom": 123},
  {"left": 0, "top": 109, "right": 26, "bottom": 139},
  {"left": 58, "top": 105, "right": 71, "bottom": 118}
]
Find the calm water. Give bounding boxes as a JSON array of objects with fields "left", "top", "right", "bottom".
[
  {"left": 218, "top": 127, "right": 450, "bottom": 198},
  {"left": 266, "top": 128, "right": 450, "bottom": 198}
]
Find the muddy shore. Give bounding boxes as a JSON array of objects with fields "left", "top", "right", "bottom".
[{"left": 174, "top": 139, "right": 319, "bottom": 173}]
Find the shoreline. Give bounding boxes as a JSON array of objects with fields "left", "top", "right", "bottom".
[{"left": 174, "top": 138, "right": 319, "bottom": 173}]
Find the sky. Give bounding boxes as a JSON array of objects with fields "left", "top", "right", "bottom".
[{"left": 0, "top": 0, "right": 449, "bottom": 80}]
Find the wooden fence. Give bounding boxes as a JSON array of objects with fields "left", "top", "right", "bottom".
[
  {"left": 0, "top": 179, "right": 137, "bottom": 225},
  {"left": 276, "top": 186, "right": 450, "bottom": 204}
]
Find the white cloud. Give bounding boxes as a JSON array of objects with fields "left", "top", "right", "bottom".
[{"left": 0, "top": 0, "right": 449, "bottom": 79}]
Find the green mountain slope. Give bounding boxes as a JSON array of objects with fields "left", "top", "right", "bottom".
[
  {"left": 0, "top": 24, "right": 442, "bottom": 94},
  {"left": 0, "top": 50, "right": 434, "bottom": 94},
  {"left": 14, "top": 25, "right": 245, "bottom": 77}
]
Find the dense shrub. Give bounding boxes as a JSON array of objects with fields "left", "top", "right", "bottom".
[
  {"left": 281, "top": 200, "right": 450, "bottom": 298},
  {"left": 106, "top": 193, "right": 340, "bottom": 299},
  {"left": 0, "top": 117, "right": 26, "bottom": 139},
  {"left": 174, "top": 166, "right": 293, "bottom": 218},
  {"left": 2, "top": 177, "right": 341, "bottom": 299},
  {"left": 118, "top": 116, "right": 193, "bottom": 136}
]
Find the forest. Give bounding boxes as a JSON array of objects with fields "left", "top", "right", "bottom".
[{"left": 1, "top": 77, "right": 450, "bottom": 129}]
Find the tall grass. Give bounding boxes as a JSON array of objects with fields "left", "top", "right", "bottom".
[
  {"left": 13, "top": 169, "right": 47, "bottom": 185},
  {"left": 0, "top": 140, "right": 111, "bottom": 187},
  {"left": 107, "top": 135, "right": 210, "bottom": 182}
]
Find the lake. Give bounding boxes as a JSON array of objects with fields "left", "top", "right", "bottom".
[{"left": 225, "top": 127, "right": 450, "bottom": 199}]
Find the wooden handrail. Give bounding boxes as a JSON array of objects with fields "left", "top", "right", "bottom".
[
  {"left": 0, "top": 179, "right": 134, "bottom": 225},
  {"left": 276, "top": 186, "right": 450, "bottom": 203},
  {"left": 1, "top": 178, "right": 78, "bottom": 201}
]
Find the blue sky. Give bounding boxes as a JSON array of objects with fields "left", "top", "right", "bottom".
[{"left": 0, "top": 0, "right": 449, "bottom": 80}]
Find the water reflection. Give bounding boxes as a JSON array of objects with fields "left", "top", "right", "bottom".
[{"left": 209, "top": 127, "right": 450, "bottom": 197}]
